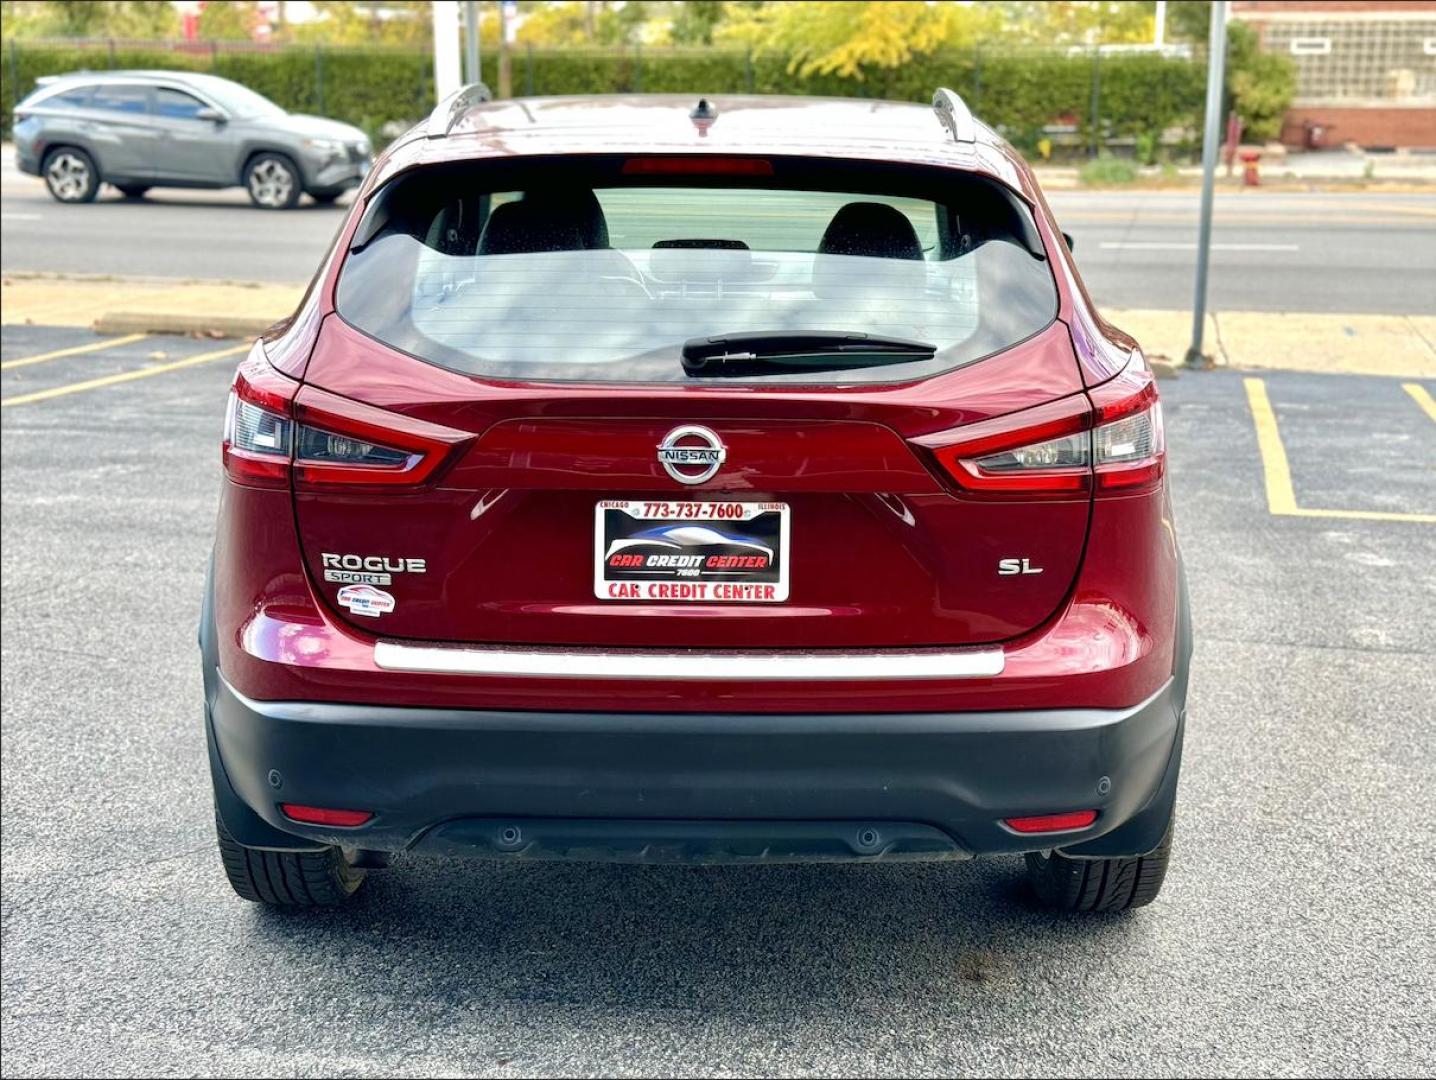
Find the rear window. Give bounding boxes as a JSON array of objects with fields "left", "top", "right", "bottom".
[
  {"left": 337, "top": 156, "right": 1058, "bottom": 385},
  {"left": 36, "top": 84, "right": 95, "bottom": 110},
  {"left": 89, "top": 84, "right": 150, "bottom": 114}
]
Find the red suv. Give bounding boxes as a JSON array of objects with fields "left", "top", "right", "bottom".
[{"left": 203, "top": 90, "right": 1189, "bottom": 912}]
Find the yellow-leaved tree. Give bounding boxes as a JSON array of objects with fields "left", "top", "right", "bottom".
[{"left": 718, "top": 1, "right": 999, "bottom": 79}]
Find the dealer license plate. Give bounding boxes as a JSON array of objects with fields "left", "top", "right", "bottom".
[{"left": 594, "top": 500, "right": 789, "bottom": 603}]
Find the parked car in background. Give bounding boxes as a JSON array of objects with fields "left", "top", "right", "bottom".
[{"left": 12, "top": 70, "right": 372, "bottom": 209}]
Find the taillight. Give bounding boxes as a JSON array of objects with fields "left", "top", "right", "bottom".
[
  {"left": 223, "top": 347, "right": 298, "bottom": 489},
  {"left": 1088, "top": 361, "right": 1165, "bottom": 494},
  {"left": 289, "top": 387, "right": 465, "bottom": 489},
  {"left": 914, "top": 352, "right": 1164, "bottom": 499},
  {"left": 223, "top": 344, "right": 468, "bottom": 490},
  {"left": 915, "top": 394, "right": 1093, "bottom": 499}
]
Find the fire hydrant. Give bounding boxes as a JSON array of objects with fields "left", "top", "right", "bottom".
[{"left": 1240, "top": 149, "right": 1261, "bottom": 187}]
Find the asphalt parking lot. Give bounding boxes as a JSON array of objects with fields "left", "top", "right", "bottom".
[{"left": 2, "top": 325, "right": 1433, "bottom": 1077}]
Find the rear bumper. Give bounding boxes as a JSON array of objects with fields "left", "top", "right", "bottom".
[
  {"left": 206, "top": 669, "right": 1185, "bottom": 863},
  {"left": 14, "top": 142, "right": 41, "bottom": 176}
]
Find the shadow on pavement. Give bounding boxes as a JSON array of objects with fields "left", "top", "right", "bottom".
[
  {"left": 248, "top": 857, "right": 1140, "bottom": 1012},
  {"left": 79, "top": 190, "right": 351, "bottom": 212}
]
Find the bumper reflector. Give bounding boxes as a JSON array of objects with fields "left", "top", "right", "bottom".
[
  {"left": 1004, "top": 809, "right": 1097, "bottom": 834},
  {"left": 280, "top": 804, "right": 373, "bottom": 827}
]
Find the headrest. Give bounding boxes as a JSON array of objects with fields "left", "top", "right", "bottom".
[
  {"left": 813, "top": 203, "right": 926, "bottom": 299},
  {"left": 817, "top": 202, "right": 924, "bottom": 261},
  {"left": 477, "top": 200, "right": 583, "bottom": 256}
]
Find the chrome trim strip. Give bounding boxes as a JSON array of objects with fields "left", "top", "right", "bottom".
[{"left": 373, "top": 642, "right": 1005, "bottom": 681}]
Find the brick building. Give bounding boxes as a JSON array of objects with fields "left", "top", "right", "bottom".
[{"left": 1230, "top": 0, "right": 1436, "bottom": 149}]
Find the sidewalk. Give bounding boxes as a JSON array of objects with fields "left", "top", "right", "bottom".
[
  {"left": 0, "top": 273, "right": 303, "bottom": 337},
  {"left": 1034, "top": 147, "right": 1436, "bottom": 190},
  {"left": 1111, "top": 308, "right": 1436, "bottom": 378},
  {"left": 2, "top": 273, "right": 1433, "bottom": 378}
]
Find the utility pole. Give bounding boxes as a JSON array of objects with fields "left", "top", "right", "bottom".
[
  {"left": 431, "top": 1, "right": 461, "bottom": 105},
  {"left": 1185, "top": 0, "right": 1227, "bottom": 366},
  {"left": 498, "top": 0, "right": 514, "bottom": 98},
  {"left": 463, "top": 0, "right": 481, "bottom": 85},
  {"left": 1154, "top": 0, "right": 1167, "bottom": 48}
]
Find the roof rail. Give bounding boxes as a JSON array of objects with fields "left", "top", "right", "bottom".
[
  {"left": 426, "top": 81, "right": 493, "bottom": 139},
  {"left": 932, "top": 88, "right": 977, "bottom": 144}
]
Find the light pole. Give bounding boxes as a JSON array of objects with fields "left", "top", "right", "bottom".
[
  {"left": 1185, "top": 0, "right": 1228, "bottom": 367},
  {"left": 431, "top": 0, "right": 461, "bottom": 105},
  {"left": 463, "top": 0, "right": 481, "bottom": 86}
]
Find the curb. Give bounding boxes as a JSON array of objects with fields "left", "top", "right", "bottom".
[{"left": 91, "top": 311, "right": 282, "bottom": 339}]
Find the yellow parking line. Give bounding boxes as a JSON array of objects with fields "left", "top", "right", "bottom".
[
  {"left": 1244, "top": 376, "right": 1436, "bottom": 524},
  {"left": 1244, "top": 378, "right": 1301, "bottom": 515},
  {"left": 1403, "top": 382, "right": 1436, "bottom": 423},
  {"left": 0, "top": 332, "right": 149, "bottom": 371},
  {"left": 1285, "top": 507, "right": 1436, "bottom": 522},
  {"left": 1, "top": 343, "right": 247, "bottom": 408}
]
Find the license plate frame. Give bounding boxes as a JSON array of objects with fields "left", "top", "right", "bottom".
[{"left": 594, "top": 499, "right": 790, "bottom": 603}]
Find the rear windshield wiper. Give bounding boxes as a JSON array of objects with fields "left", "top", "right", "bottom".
[{"left": 681, "top": 331, "right": 936, "bottom": 378}]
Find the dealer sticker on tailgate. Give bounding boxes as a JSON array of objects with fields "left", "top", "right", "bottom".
[{"left": 595, "top": 500, "right": 789, "bottom": 603}]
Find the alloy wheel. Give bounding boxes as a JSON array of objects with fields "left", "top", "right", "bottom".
[
  {"left": 248, "top": 159, "right": 295, "bottom": 208},
  {"left": 46, "top": 153, "right": 91, "bottom": 201}
]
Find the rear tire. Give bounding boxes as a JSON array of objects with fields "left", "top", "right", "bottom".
[
  {"left": 1025, "top": 816, "right": 1173, "bottom": 912},
  {"left": 215, "top": 811, "right": 366, "bottom": 907},
  {"left": 42, "top": 146, "right": 100, "bottom": 203},
  {"left": 115, "top": 184, "right": 150, "bottom": 199}
]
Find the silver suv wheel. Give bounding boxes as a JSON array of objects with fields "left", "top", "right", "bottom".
[
  {"left": 46, "top": 151, "right": 94, "bottom": 202},
  {"left": 247, "top": 156, "right": 297, "bottom": 209}
]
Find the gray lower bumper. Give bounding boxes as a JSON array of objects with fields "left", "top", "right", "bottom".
[{"left": 206, "top": 674, "right": 1185, "bottom": 863}]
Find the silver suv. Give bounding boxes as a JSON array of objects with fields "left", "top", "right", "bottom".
[{"left": 12, "top": 70, "right": 372, "bottom": 209}]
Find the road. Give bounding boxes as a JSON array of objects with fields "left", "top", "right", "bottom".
[
  {"left": 3, "top": 155, "right": 1434, "bottom": 314},
  {"left": 2, "top": 326, "right": 1433, "bottom": 1076}
]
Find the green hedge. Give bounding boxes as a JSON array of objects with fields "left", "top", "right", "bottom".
[
  {"left": 0, "top": 42, "right": 435, "bottom": 141},
  {"left": 2, "top": 40, "right": 1206, "bottom": 152}
]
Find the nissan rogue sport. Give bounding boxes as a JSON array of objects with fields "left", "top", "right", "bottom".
[{"left": 202, "top": 89, "right": 1190, "bottom": 913}]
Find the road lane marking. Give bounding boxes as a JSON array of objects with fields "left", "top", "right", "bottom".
[
  {"left": 1101, "top": 241, "right": 1300, "bottom": 251},
  {"left": 0, "top": 332, "right": 150, "bottom": 370},
  {"left": 1244, "top": 377, "right": 1436, "bottom": 524},
  {"left": 1, "top": 343, "right": 246, "bottom": 408},
  {"left": 1402, "top": 382, "right": 1436, "bottom": 423}
]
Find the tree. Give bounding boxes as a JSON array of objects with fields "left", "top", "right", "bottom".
[
  {"left": 197, "top": 1, "right": 261, "bottom": 41},
  {"left": 595, "top": 0, "right": 649, "bottom": 46},
  {"left": 980, "top": 1, "right": 1156, "bottom": 47},
  {"left": 1225, "top": 22, "right": 1295, "bottom": 142},
  {"left": 0, "top": 0, "right": 181, "bottom": 39},
  {"left": 291, "top": 0, "right": 432, "bottom": 47},
  {"left": 1164, "top": 7, "right": 1297, "bottom": 143},
  {"left": 670, "top": 0, "right": 724, "bottom": 46},
  {"left": 1165, "top": 0, "right": 1213, "bottom": 45},
  {"left": 720, "top": 1, "right": 997, "bottom": 79},
  {"left": 516, "top": 1, "right": 592, "bottom": 46}
]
